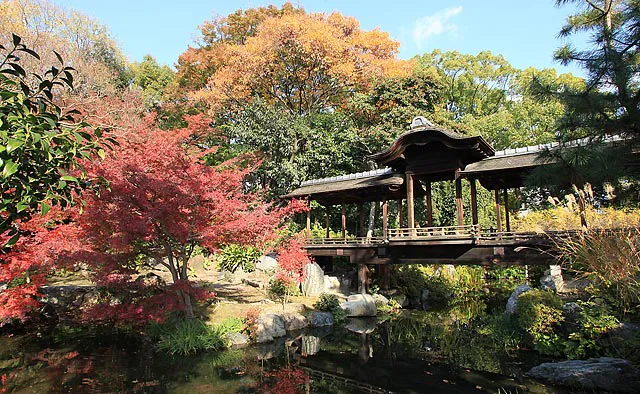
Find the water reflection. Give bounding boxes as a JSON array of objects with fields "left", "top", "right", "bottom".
[{"left": 1, "top": 309, "right": 568, "bottom": 393}]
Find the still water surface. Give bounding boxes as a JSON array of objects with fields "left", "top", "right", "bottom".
[{"left": 0, "top": 308, "right": 568, "bottom": 393}]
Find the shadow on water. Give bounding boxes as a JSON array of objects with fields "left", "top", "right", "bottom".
[{"left": 1, "top": 309, "right": 571, "bottom": 394}]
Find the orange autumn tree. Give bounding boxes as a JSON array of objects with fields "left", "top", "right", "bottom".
[{"left": 184, "top": 9, "right": 411, "bottom": 115}]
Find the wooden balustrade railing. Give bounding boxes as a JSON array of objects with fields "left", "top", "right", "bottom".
[{"left": 386, "top": 224, "right": 478, "bottom": 239}]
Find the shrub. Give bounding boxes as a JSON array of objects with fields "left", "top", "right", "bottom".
[
  {"left": 244, "top": 307, "right": 260, "bottom": 341},
  {"left": 313, "top": 293, "right": 345, "bottom": 325},
  {"left": 516, "top": 290, "right": 566, "bottom": 356},
  {"left": 565, "top": 300, "right": 619, "bottom": 359},
  {"left": 392, "top": 265, "right": 454, "bottom": 305},
  {"left": 216, "top": 244, "right": 261, "bottom": 273},
  {"left": 377, "top": 298, "right": 402, "bottom": 315}
]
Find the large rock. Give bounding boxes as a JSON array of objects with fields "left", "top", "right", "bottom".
[
  {"left": 310, "top": 311, "right": 334, "bottom": 327},
  {"left": 281, "top": 313, "right": 308, "bottom": 331},
  {"left": 540, "top": 265, "right": 565, "bottom": 292},
  {"left": 323, "top": 275, "right": 341, "bottom": 293},
  {"left": 256, "top": 314, "right": 286, "bottom": 343},
  {"left": 372, "top": 293, "right": 389, "bottom": 306},
  {"left": 226, "top": 332, "right": 250, "bottom": 349},
  {"left": 391, "top": 293, "right": 408, "bottom": 307},
  {"left": 505, "top": 284, "right": 532, "bottom": 315},
  {"left": 528, "top": 357, "right": 640, "bottom": 393},
  {"left": 340, "top": 294, "right": 377, "bottom": 317},
  {"left": 256, "top": 254, "right": 278, "bottom": 273},
  {"left": 302, "top": 262, "right": 325, "bottom": 296}
]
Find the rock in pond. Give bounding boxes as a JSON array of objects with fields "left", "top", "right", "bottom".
[
  {"left": 340, "top": 294, "right": 377, "bottom": 317},
  {"left": 310, "top": 311, "right": 334, "bottom": 327},
  {"left": 281, "top": 313, "right": 308, "bottom": 331},
  {"left": 226, "top": 332, "right": 250, "bottom": 349},
  {"left": 528, "top": 357, "right": 640, "bottom": 393},
  {"left": 505, "top": 284, "right": 531, "bottom": 315},
  {"left": 256, "top": 314, "right": 286, "bottom": 343},
  {"left": 345, "top": 317, "right": 376, "bottom": 334}
]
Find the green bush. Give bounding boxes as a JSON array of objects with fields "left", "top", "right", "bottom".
[
  {"left": 565, "top": 300, "right": 619, "bottom": 359},
  {"left": 516, "top": 290, "right": 566, "bottom": 356},
  {"left": 313, "top": 293, "right": 345, "bottom": 325},
  {"left": 216, "top": 244, "right": 261, "bottom": 273},
  {"left": 377, "top": 298, "right": 402, "bottom": 315},
  {"left": 392, "top": 265, "right": 454, "bottom": 305}
]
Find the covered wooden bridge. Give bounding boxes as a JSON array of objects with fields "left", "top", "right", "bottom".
[{"left": 282, "top": 116, "right": 629, "bottom": 291}]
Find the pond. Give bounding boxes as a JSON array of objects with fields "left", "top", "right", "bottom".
[{"left": 0, "top": 302, "right": 570, "bottom": 394}]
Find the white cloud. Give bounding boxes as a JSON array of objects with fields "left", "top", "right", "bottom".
[{"left": 412, "top": 6, "right": 463, "bottom": 49}]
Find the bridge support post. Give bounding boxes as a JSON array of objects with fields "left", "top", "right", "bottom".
[
  {"left": 406, "top": 173, "right": 415, "bottom": 233},
  {"left": 306, "top": 200, "right": 311, "bottom": 237},
  {"left": 495, "top": 189, "right": 503, "bottom": 232},
  {"left": 382, "top": 200, "right": 388, "bottom": 238},
  {"left": 470, "top": 178, "right": 479, "bottom": 226},
  {"left": 503, "top": 189, "right": 511, "bottom": 232},
  {"left": 379, "top": 264, "right": 390, "bottom": 290},
  {"left": 425, "top": 181, "right": 433, "bottom": 227},
  {"left": 325, "top": 209, "right": 330, "bottom": 239},
  {"left": 358, "top": 204, "right": 365, "bottom": 237},
  {"left": 341, "top": 203, "right": 347, "bottom": 238},
  {"left": 358, "top": 264, "right": 369, "bottom": 294},
  {"left": 455, "top": 176, "right": 464, "bottom": 227}
]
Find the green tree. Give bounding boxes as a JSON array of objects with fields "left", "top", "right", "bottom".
[
  {"left": 0, "top": 35, "right": 111, "bottom": 245},
  {"left": 550, "top": 0, "right": 640, "bottom": 141},
  {"left": 130, "top": 55, "right": 175, "bottom": 108}
]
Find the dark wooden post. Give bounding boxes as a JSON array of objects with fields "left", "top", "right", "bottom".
[
  {"left": 470, "top": 178, "right": 479, "bottom": 226},
  {"left": 306, "top": 200, "right": 311, "bottom": 237},
  {"left": 358, "top": 264, "right": 369, "bottom": 294},
  {"left": 397, "top": 199, "right": 404, "bottom": 228},
  {"left": 341, "top": 203, "right": 347, "bottom": 238},
  {"left": 406, "top": 173, "right": 415, "bottom": 230},
  {"left": 503, "top": 188, "right": 511, "bottom": 232},
  {"left": 494, "top": 188, "right": 503, "bottom": 232},
  {"left": 425, "top": 180, "right": 433, "bottom": 227},
  {"left": 455, "top": 176, "right": 464, "bottom": 227},
  {"left": 325, "top": 208, "right": 330, "bottom": 238},
  {"left": 382, "top": 200, "right": 389, "bottom": 238},
  {"left": 358, "top": 203, "right": 365, "bottom": 237},
  {"left": 380, "top": 264, "right": 390, "bottom": 290}
]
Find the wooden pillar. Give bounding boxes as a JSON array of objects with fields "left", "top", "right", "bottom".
[
  {"left": 358, "top": 264, "right": 369, "bottom": 294},
  {"left": 397, "top": 199, "right": 404, "bottom": 228},
  {"left": 503, "top": 188, "right": 511, "bottom": 232},
  {"left": 380, "top": 264, "right": 390, "bottom": 290},
  {"left": 341, "top": 203, "right": 347, "bottom": 238},
  {"left": 494, "top": 188, "right": 503, "bottom": 232},
  {"left": 306, "top": 200, "right": 311, "bottom": 237},
  {"left": 358, "top": 203, "right": 365, "bottom": 237},
  {"left": 382, "top": 200, "right": 389, "bottom": 238},
  {"left": 325, "top": 209, "right": 330, "bottom": 238},
  {"left": 470, "top": 178, "right": 479, "bottom": 226},
  {"left": 406, "top": 173, "right": 415, "bottom": 229},
  {"left": 455, "top": 176, "right": 464, "bottom": 227},
  {"left": 425, "top": 181, "right": 433, "bottom": 227}
]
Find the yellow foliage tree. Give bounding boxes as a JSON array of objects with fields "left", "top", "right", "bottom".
[{"left": 183, "top": 8, "right": 411, "bottom": 115}]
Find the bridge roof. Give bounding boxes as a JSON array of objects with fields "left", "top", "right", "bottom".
[{"left": 282, "top": 168, "right": 407, "bottom": 204}]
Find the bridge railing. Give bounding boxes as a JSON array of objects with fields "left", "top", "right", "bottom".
[
  {"left": 387, "top": 224, "right": 478, "bottom": 239},
  {"left": 305, "top": 236, "right": 385, "bottom": 245}
]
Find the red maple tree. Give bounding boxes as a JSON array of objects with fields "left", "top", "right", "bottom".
[{"left": 0, "top": 114, "right": 307, "bottom": 323}]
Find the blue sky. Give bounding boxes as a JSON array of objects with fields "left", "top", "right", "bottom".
[{"left": 55, "top": 0, "right": 584, "bottom": 76}]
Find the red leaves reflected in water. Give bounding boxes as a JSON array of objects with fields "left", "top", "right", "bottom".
[{"left": 261, "top": 366, "right": 308, "bottom": 394}]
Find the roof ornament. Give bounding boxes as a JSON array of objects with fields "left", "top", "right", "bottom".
[{"left": 410, "top": 116, "right": 434, "bottom": 130}]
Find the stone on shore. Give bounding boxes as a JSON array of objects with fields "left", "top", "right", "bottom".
[
  {"left": 302, "top": 262, "right": 325, "bottom": 296},
  {"left": 281, "top": 313, "right": 308, "bottom": 331},
  {"left": 310, "top": 311, "right": 334, "bottom": 327},
  {"left": 256, "top": 254, "right": 278, "bottom": 273},
  {"left": 505, "top": 284, "right": 531, "bottom": 315},
  {"left": 255, "top": 314, "right": 286, "bottom": 343},
  {"left": 340, "top": 294, "right": 377, "bottom": 317},
  {"left": 528, "top": 357, "right": 640, "bottom": 393}
]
